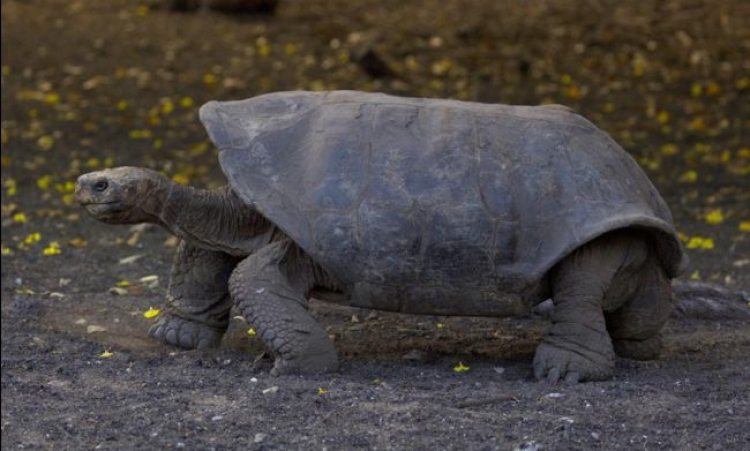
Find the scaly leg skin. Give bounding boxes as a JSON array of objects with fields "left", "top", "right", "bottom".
[
  {"left": 149, "top": 241, "right": 239, "bottom": 350},
  {"left": 534, "top": 231, "right": 648, "bottom": 383},
  {"left": 229, "top": 240, "right": 338, "bottom": 376},
  {"left": 606, "top": 253, "right": 673, "bottom": 361}
]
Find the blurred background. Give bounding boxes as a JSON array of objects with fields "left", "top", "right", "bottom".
[{"left": 2, "top": 0, "right": 749, "bottom": 286}]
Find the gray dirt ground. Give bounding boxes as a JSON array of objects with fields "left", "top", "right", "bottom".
[{"left": 2, "top": 0, "right": 749, "bottom": 450}]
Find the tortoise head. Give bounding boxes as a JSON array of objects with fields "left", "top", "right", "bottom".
[{"left": 75, "top": 166, "right": 167, "bottom": 224}]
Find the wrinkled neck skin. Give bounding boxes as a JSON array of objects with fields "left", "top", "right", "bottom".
[{"left": 141, "top": 179, "right": 274, "bottom": 256}]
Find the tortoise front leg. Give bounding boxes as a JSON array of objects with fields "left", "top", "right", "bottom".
[
  {"left": 229, "top": 240, "right": 338, "bottom": 375},
  {"left": 149, "top": 240, "right": 239, "bottom": 349}
]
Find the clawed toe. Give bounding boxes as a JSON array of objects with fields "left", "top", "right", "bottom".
[
  {"left": 533, "top": 340, "right": 614, "bottom": 383},
  {"left": 148, "top": 314, "right": 224, "bottom": 350}
]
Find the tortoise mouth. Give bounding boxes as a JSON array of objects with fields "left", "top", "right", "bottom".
[{"left": 81, "top": 201, "right": 127, "bottom": 218}]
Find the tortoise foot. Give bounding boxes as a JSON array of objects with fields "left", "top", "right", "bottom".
[
  {"left": 533, "top": 325, "right": 615, "bottom": 383},
  {"left": 148, "top": 314, "right": 224, "bottom": 350},
  {"left": 269, "top": 347, "right": 339, "bottom": 376}
]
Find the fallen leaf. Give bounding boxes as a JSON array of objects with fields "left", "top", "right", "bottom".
[
  {"left": 143, "top": 307, "right": 161, "bottom": 318},
  {"left": 453, "top": 362, "right": 470, "bottom": 373},
  {"left": 139, "top": 275, "right": 159, "bottom": 284},
  {"left": 705, "top": 209, "right": 724, "bottom": 225},
  {"left": 68, "top": 238, "right": 88, "bottom": 248},
  {"left": 108, "top": 287, "right": 129, "bottom": 295}
]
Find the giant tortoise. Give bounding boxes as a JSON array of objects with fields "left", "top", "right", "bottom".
[{"left": 75, "top": 90, "right": 688, "bottom": 382}]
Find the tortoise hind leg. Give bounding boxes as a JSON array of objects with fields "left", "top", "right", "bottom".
[
  {"left": 605, "top": 253, "right": 673, "bottom": 361},
  {"left": 229, "top": 240, "right": 338, "bottom": 375},
  {"left": 533, "top": 230, "right": 650, "bottom": 383},
  {"left": 149, "top": 241, "right": 239, "bottom": 349}
]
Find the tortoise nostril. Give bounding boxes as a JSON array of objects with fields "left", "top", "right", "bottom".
[{"left": 93, "top": 180, "right": 108, "bottom": 192}]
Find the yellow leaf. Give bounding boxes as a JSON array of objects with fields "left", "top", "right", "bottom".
[
  {"left": 678, "top": 170, "right": 698, "bottom": 183},
  {"left": 317, "top": 387, "right": 328, "bottom": 395},
  {"left": 180, "top": 96, "right": 194, "bottom": 108},
  {"left": 160, "top": 99, "right": 175, "bottom": 115},
  {"left": 54, "top": 181, "right": 76, "bottom": 193},
  {"left": 44, "top": 92, "right": 60, "bottom": 105},
  {"left": 22, "top": 232, "right": 42, "bottom": 245},
  {"left": 37, "top": 175, "right": 53, "bottom": 190},
  {"left": 564, "top": 86, "right": 583, "bottom": 99},
  {"left": 37, "top": 135, "right": 54, "bottom": 150},
  {"left": 61, "top": 193, "right": 76, "bottom": 206},
  {"left": 13, "top": 212, "right": 28, "bottom": 223},
  {"left": 129, "top": 129, "right": 152, "bottom": 139},
  {"left": 143, "top": 307, "right": 161, "bottom": 318},
  {"left": 431, "top": 59, "right": 452, "bottom": 76},
  {"left": 116, "top": 280, "right": 131, "bottom": 287},
  {"left": 85, "top": 157, "right": 101, "bottom": 168},
  {"left": 172, "top": 173, "right": 190, "bottom": 185},
  {"left": 43, "top": 242, "right": 62, "bottom": 255},
  {"left": 705, "top": 210, "right": 724, "bottom": 225},
  {"left": 4, "top": 178, "right": 17, "bottom": 195},
  {"left": 660, "top": 143, "right": 678, "bottom": 156},
  {"left": 739, "top": 222, "right": 750, "bottom": 232},
  {"left": 686, "top": 237, "right": 714, "bottom": 250},
  {"left": 247, "top": 328, "right": 257, "bottom": 337},
  {"left": 453, "top": 362, "right": 470, "bottom": 373},
  {"left": 203, "top": 73, "right": 217, "bottom": 85},
  {"left": 100, "top": 350, "right": 114, "bottom": 358},
  {"left": 189, "top": 142, "right": 208, "bottom": 156}
]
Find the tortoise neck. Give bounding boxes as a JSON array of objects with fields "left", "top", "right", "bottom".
[{"left": 155, "top": 181, "right": 274, "bottom": 255}]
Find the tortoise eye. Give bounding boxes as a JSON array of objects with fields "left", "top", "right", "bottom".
[{"left": 93, "top": 180, "right": 109, "bottom": 192}]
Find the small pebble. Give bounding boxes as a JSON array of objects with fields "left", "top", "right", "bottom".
[{"left": 402, "top": 349, "right": 430, "bottom": 362}]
